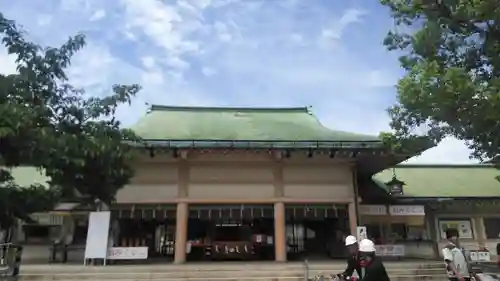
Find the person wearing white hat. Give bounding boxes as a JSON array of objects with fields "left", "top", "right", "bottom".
[
  {"left": 358, "top": 239, "right": 390, "bottom": 281},
  {"left": 337, "top": 235, "right": 362, "bottom": 278},
  {"left": 358, "top": 238, "right": 376, "bottom": 253}
]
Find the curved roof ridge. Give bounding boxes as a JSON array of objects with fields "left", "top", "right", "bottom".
[{"left": 150, "top": 105, "right": 309, "bottom": 113}]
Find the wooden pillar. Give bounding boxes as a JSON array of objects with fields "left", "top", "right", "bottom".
[
  {"left": 174, "top": 202, "right": 188, "bottom": 263},
  {"left": 473, "top": 215, "right": 485, "bottom": 247},
  {"left": 272, "top": 155, "right": 286, "bottom": 261},
  {"left": 274, "top": 202, "right": 286, "bottom": 262},
  {"left": 174, "top": 158, "right": 189, "bottom": 264},
  {"left": 384, "top": 204, "right": 392, "bottom": 242},
  {"left": 348, "top": 202, "right": 357, "bottom": 236},
  {"left": 349, "top": 167, "right": 359, "bottom": 236},
  {"left": 426, "top": 207, "right": 440, "bottom": 258}
]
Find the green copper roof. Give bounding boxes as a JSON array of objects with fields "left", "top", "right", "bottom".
[
  {"left": 373, "top": 165, "right": 500, "bottom": 197},
  {"left": 131, "top": 105, "right": 380, "bottom": 147}
]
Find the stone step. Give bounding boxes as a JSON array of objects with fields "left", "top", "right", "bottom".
[
  {"left": 304, "top": 263, "right": 444, "bottom": 270},
  {"left": 18, "top": 268, "right": 445, "bottom": 277},
  {"left": 17, "top": 262, "right": 448, "bottom": 281},
  {"left": 307, "top": 268, "right": 444, "bottom": 274},
  {"left": 18, "top": 268, "right": 446, "bottom": 277},
  {"left": 19, "top": 261, "right": 444, "bottom": 273},
  {"left": 18, "top": 270, "right": 447, "bottom": 280},
  {"left": 18, "top": 275, "right": 446, "bottom": 281},
  {"left": 18, "top": 267, "right": 446, "bottom": 275}
]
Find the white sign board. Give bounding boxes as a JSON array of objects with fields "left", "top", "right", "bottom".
[
  {"left": 107, "top": 247, "right": 148, "bottom": 260},
  {"left": 470, "top": 250, "right": 491, "bottom": 262},
  {"left": 359, "top": 205, "right": 387, "bottom": 215},
  {"left": 375, "top": 245, "right": 405, "bottom": 256},
  {"left": 439, "top": 220, "right": 473, "bottom": 239},
  {"left": 389, "top": 205, "right": 425, "bottom": 216},
  {"left": 84, "top": 211, "right": 111, "bottom": 261},
  {"left": 356, "top": 226, "right": 367, "bottom": 241},
  {"left": 478, "top": 251, "right": 491, "bottom": 262}
]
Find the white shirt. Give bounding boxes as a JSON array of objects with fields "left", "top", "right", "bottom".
[{"left": 442, "top": 244, "right": 469, "bottom": 277}]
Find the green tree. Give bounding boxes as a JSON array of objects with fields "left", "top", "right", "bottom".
[
  {"left": 0, "top": 13, "right": 140, "bottom": 235},
  {"left": 380, "top": 0, "right": 500, "bottom": 161}
]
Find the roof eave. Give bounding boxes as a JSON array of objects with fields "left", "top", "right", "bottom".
[
  {"left": 356, "top": 137, "right": 435, "bottom": 175},
  {"left": 126, "top": 139, "right": 384, "bottom": 150},
  {"left": 356, "top": 152, "right": 419, "bottom": 175}
]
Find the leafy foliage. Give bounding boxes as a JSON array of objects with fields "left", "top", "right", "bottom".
[
  {"left": 0, "top": 13, "right": 140, "bottom": 230},
  {"left": 0, "top": 174, "right": 58, "bottom": 228},
  {"left": 380, "top": 0, "right": 500, "bottom": 161}
]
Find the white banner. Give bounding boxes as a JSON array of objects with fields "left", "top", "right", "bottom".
[
  {"left": 84, "top": 211, "right": 111, "bottom": 260},
  {"left": 359, "top": 205, "right": 387, "bottom": 215},
  {"left": 107, "top": 247, "right": 148, "bottom": 260},
  {"left": 375, "top": 244, "right": 405, "bottom": 256},
  {"left": 389, "top": 205, "right": 425, "bottom": 216}
]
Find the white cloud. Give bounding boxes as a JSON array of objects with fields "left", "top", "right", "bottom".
[
  {"left": 89, "top": 9, "right": 106, "bottom": 21},
  {"left": 36, "top": 14, "right": 52, "bottom": 26},
  {"left": 366, "top": 70, "right": 398, "bottom": 88},
  {"left": 121, "top": 0, "right": 201, "bottom": 59},
  {"left": 141, "top": 56, "right": 156, "bottom": 69},
  {"left": 67, "top": 43, "right": 117, "bottom": 90},
  {"left": 290, "top": 33, "right": 303, "bottom": 44},
  {"left": 0, "top": 0, "right": 476, "bottom": 164},
  {"left": 166, "top": 56, "right": 190, "bottom": 70},
  {"left": 141, "top": 70, "right": 164, "bottom": 85},
  {"left": 213, "top": 21, "right": 232, "bottom": 42},
  {"left": 191, "top": 0, "right": 213, "bottom": 10},
  {"left": 319, "top": 111, "right": 477, "bottom": 165},
  {"left": 0, "top": 49, "right": 17, "bottom": 75},
  {"left": 321, "top": 8, "right": 366, "bottom": 42},
  {"left": 201, "top": 66, "right": 216, "bottom": 76}
]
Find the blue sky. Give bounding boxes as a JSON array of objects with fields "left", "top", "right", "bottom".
[{"left": 0, "top": 0, "right": 476, "bottom": 163}]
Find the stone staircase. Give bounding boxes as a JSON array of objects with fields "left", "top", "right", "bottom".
[
  {"left": 306, "top": 261, "right": 445, "bottom": 281},
  {"left": 17, "top": 261, "right": 447, "bottom": 281}
]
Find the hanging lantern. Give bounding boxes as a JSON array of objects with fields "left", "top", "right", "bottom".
[{"left": 386, "top": 168, "right": 405, "bottom": 196}]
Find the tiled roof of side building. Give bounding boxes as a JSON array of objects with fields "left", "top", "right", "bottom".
[
  {"left": 130, "top": 105, "right": 380, "bottom": 143},
  {"left": 373, "top": 164, "right": 500, "bottom": 198}
]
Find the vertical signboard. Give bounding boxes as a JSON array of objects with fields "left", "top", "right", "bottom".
[
  {"left": 84, "top": 211, "right": 111, "bottom": 265},
  {"left": 356, "top": 226, "right": 367, "bottom": 241}
]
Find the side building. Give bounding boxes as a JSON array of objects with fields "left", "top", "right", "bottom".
[{"left": 367, "top": 164, "right": 500, "bottom": 260}]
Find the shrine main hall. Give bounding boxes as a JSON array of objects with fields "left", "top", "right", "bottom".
[{"left": 17, "top": 105, "right": 429, "bottom": 263}]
